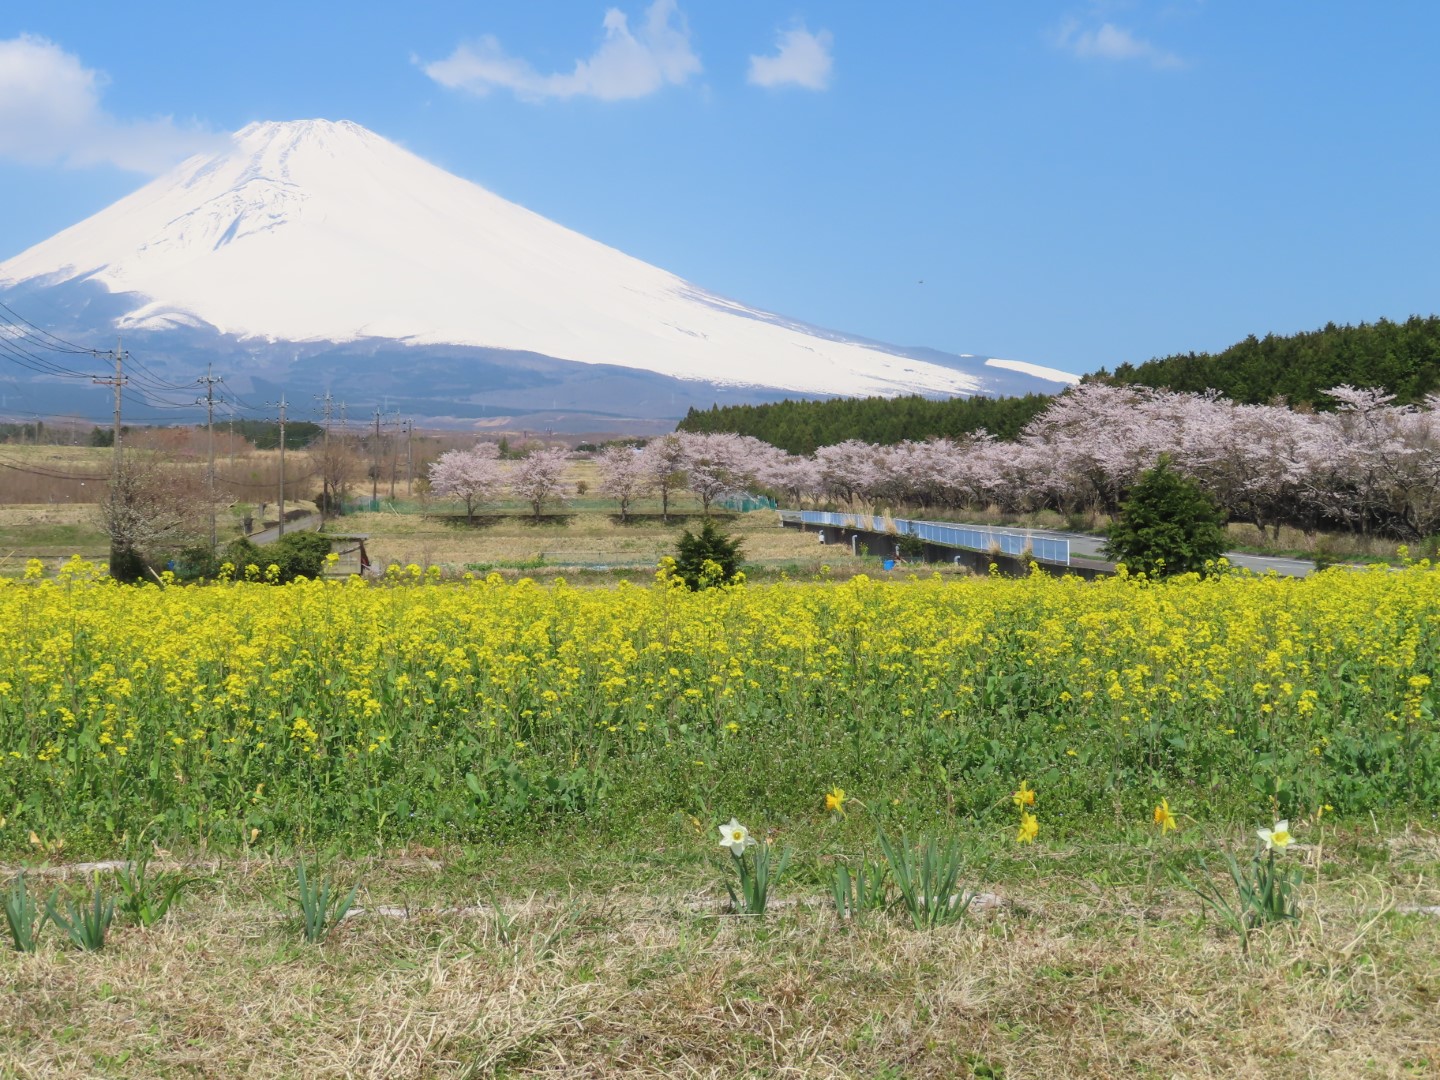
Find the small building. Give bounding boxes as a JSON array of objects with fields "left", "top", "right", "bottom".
[{"left": 324, "top": 534, "right": 372, "bottom": 576}]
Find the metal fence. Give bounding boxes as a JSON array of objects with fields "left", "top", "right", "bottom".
[
  {"left": 719, "top": 493, "right": 778, "bottom": 512},
  {"left": 780, "top": 510, "right": 1070, "bottom": 565}
]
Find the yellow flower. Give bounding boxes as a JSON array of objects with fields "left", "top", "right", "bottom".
[
  {"left": 1016, "top": 812, "right": 1039, "bottom": 844},
  {"left": 825, "top": 786, "right": 847, "bottom": 815},
  {"left": 1012, "top": 781, "right": 1035, "bottom": 808},
  {"left": 1153, "top": 798, "right": 1177, "bottom": 833}
]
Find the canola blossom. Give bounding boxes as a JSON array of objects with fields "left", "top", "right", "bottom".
[{"left": 1, "top": 560, "right": 1438, "bottom": 851}]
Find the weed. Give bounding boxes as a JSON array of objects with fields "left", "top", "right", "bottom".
[
  {"left": 293, "top": 860, "right": 360, "bottom": 944},
  {"left": 3, "top": 874, "right": 43, "bottom": 952},
  {"left": 46, "top": 873, "right": 115, "bottom": 951}
]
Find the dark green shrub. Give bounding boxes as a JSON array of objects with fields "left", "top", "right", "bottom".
[
  {"left": 272, "top": 532, "right": 331, "bottom": 581},
  {"left": 674, "top": 520, "right": 744, "bottom": 590},
  {"left": 897, "top": 532, "right": 926, "bottom": 560},
  {"left": 222, "top": 532, "right": 331, "bottom": 583},
  {"left": 223, "top": 536, "right": 262, "bottom": 574},
  {"left": 1103, "top": 456, "right": 1226, "bottom": 577},
  {"left": 172, "top": 545, "right": 221, "bottom": 582}
]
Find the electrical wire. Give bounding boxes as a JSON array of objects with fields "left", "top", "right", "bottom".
[{"left": 0, "top": 300, "right": 98, "bottom": 354}]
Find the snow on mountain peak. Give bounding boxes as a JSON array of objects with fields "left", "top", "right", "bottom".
[{"left": 0, "top": 119, "right": 1054, "bottom": 398}]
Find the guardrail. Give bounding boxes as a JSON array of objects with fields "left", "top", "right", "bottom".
[{"left": 779, "top": 510, "right": 1070, "bottom": 565}]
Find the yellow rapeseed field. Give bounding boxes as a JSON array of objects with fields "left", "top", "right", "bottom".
[{"left": 1, "top": 557, "right": 1437, "bottom": 852}]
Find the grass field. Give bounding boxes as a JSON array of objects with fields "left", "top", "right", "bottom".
[
  {"left": 3, "top": 475, "right": 1439, "bottom": 1076},
  {"left": 2, "top": 825, "right": 1438, "bottom": 1078}
]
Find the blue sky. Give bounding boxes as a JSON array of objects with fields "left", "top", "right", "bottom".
[{"left": 1, "top": 1, "right": 1437, "bottom": 378}]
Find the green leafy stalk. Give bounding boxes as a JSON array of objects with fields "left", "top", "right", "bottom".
[
  {"left": 114, "top": 852, "right": 204, "bottom": 928},
  {"left": 1178, "top": 847, "right": 1302, "bottom": 952},
  {"left": 4, "top": 874, "right": 43, "bottom": 953},
  {"left": 294, "top": 860, "right": 360, "bottom": 944},
  {"left": 46, "top": 873, "right": 115, "bottom": 951},
  {"left": 830, "top": 857, "right": 890, "bottom": 921},
  {"left": 726, "top": 842, "right": 791, "bottom": 916},
  {"left": 877, "top": 828, "right": 974, "bottom": 931}
]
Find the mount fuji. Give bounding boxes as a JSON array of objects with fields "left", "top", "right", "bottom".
[{"left": 0, "top": 119, "right": 1077, "bottom": 429}]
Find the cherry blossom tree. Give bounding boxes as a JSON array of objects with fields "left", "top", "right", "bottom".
[
  {"left": 812, "top": 440, "right": 878, "bottom": 506},
  {"left": 678, "top": 432, "right": 774, "bottom": 515},
  {"left": 596, "top": 444, "right": 652, "bottom": 522},
  {"left": 760, "top": 453, "right": 821, "bottom": 506},
  {"left": 510, "top": 446, "right": 571, "bottom": 521},
  {"left": 427, "top": 442, "right": 501, "bottom": 524},
  {"left": 640, "top": 434, "right": 688, "bottom": 522}
]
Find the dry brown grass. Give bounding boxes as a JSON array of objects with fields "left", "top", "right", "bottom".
[
  {"left": 347, "top": 507, "right": 862, "bottom": 576},
  {"left": 3, "top": 832, "right": 1438, "bottom": 1079}
]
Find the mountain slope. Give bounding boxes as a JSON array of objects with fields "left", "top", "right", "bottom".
[{"left": 0, "top": 119, "right": 1075, "bottom": 418}]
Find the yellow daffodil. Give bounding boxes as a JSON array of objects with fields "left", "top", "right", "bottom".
[
  {"left": 1016, "top": 812, "right": 1039, "bottom": 844},
  {"left": 1012, "top": 781, "right": 1036, "bottom": 808},
  {"left": 1153, "top": 798, "right": 1177, "bottom": 833},
  {"left": 1257, "top": 820, "right": 1292, "bottom": 850},
  {"left": 825, "top": 786, "right": 847, "bottom": 816}
]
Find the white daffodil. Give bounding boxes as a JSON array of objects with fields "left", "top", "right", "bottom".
[
  {"left": 1257, "top": 820, "right": 1292, "bottom": 851},
  {"left": 718, "top": 818, "right": 755, "bottom": 855}
]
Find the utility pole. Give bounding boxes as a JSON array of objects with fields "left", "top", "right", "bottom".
[
  {"left": 92, "top": 338, "right": 127, "bottom": 474},
  {"left": 315, "top": 391, "right": 333, "bottom": 513},
  {"left": 371, "top": 409, "right": 381, "bottom": 509},
  {"left": 269, "top": 395, "right": 289, "bottom": 537},
  {"left": 92, "top": 339, "right": 127, "bottom": 575},
  {"left": 404, "top": 419, "right": 414, "bottom": 496},
  {"left": 388, "top": 411, "right": 400, "bottom": 499},
  {"left": 197, "top": 364, "right": 223, "bottom": 551}
]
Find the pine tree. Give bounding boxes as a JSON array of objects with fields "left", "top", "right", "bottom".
[
  {"left": 673, "top": 520, "right": 744, "bottom": 590},
  {"left": 1103, "top": 456, "right": 1227, "bottom": 577}
]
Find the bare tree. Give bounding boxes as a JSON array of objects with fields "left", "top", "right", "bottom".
[
  {"left": 311, "top": 437, "right": 361, "bottom": 515},
  {"left": 98, "top": 456, "right": 217, "bottom": 581}
]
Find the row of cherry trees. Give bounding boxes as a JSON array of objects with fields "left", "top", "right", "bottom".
[
  {"left": 427, "top": 444, "right": 572, "bottom": 522},
  {"left": 431, "top": 385, "right": 1440, "bottom": 540},
  {"left": 786, "top": 384, "right": 1440, "bottom": 540}
]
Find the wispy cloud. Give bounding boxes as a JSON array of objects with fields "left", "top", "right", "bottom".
[
  {"left": 1055, "top": 20, "right": 1185, "bottom": 70},
  {"left": 747, "top": 25, "right": 834, "bottom": 91},
  {"left": 423, "top": 0, "right": 701, "bottom": 103},
  {"left": 0, "top": 34, "right": 219, "bottom": 173}
]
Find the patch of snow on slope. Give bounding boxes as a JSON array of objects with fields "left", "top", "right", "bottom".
[{"left": 984, "top": 357, "right": 1080, "bottom": 385}]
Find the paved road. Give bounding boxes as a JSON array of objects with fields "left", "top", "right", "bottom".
[
  {"left": 247, "top": 512, "right": 323, "bottom": 546},
  {"left": 962, "top": 522, "right": 1316, "bottom": 577}
]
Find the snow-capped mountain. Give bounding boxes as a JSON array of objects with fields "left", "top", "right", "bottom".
[{"left": 0, "top": 119, "right": 1076, "bottom": 426}]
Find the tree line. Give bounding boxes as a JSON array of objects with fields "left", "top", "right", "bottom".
[
  {"left": 1093, "top": 315, "right": 1440, "bottom": 407},
  {"left": 679, "top": 316, "right": 1440, "bottom": 453},
  {"left": 676, "top": 393, "right": 1053, "bottom": 454}
]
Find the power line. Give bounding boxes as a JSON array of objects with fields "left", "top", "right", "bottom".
[{"left": 0, "top": 300, "right": 99, "bottom": 355}]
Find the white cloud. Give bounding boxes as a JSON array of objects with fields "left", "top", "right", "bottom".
[
  {"left": 0, "top": 34, "right": 219, "bottom": 173},
  {"left": 423, "top": 0, "right": 701, "bottom": 103},
  {"left": 747, "top": 25, "right": 834, "bottom": 91},
  {"left": 1055, "top": 20, "right": 1185, "bottom": 70}
]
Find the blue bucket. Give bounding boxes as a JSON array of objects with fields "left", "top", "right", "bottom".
[{"left": 882, "top": 559, "right": 896, "bottom": 571}]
